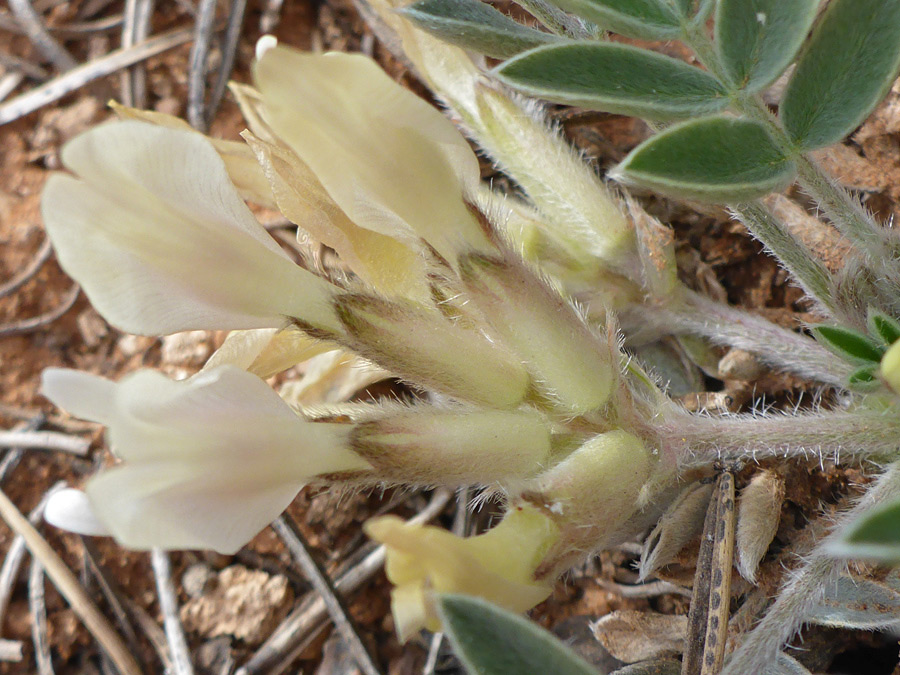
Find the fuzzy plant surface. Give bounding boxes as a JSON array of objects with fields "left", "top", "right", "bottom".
[{"left": 35, "top": 0, "right": 900, "bottom": 673}]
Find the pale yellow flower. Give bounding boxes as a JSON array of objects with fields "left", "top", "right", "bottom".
[{"left": 365, "top": 504, "right": 558, "bottom": 641}]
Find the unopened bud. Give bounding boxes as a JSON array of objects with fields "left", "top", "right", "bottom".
[
  {"left": 882, "top": 339, "right": 900, "bottom": 394},
  {"left": 459, "top": 253, "right": 615, "bottom": 413},
  {"left": 523, "top": 430, "right": 651, "bottom": 570},
  {"left": 335, "top": 293, "right": 530, "bottom": 409},
  {"left": 352, "top": 409, "right": 551, "bottom": 484}
]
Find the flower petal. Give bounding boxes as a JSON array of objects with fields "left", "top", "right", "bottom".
[
  {"left": 203, "top": 327, "right": 334, "bottom": 378},
  {"left": 85, "top": 459, "right": 306, "bottom": 552},
  {"left": 42, "top": 365, "right": 372, "bottom": 552},
  {"left": 243, "top": 131, "right": 429, "bottom": 299},
  {"left": 366, "top": 505, "right": 557, "bottom": 640},
  {"left": 42, "top": 121, "right": 339, "bottom": 335},
  {"left": 44, "top": 488, "right": 110, "bottom": 537},
  {"left": 253, "top": 47, "right": 491, "bottom": 263}
]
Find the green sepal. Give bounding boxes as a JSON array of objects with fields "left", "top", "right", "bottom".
[
  {"left": 439, "top": 594, "right": 599, "bottom": 675},
  {"left": 715, "top": 0, "right": 819, "bottom": 92},
  {"left": 811, "top": 325, "right": 884, "bottom": 365},
  {"left": 612, "top": 116, "right": 795, "bottom": 203},
  {"left": 541, "top": 0, "right": 682, "bottom": 39},
  {"left": 401, "top": 0, "right": 565, "bottom": 59},
  {"left": 867, "top": 309, "right": 900, "bottom": 346},
  {"left": 781, "top": 0, "right": 900, "bottom": 150},
  {"left": 494, "top": 42, "right": 728, "bottom": 120}
]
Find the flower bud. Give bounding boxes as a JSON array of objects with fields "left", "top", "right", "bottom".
[
  {"left": 352, "top": 409, "right": 552, "bottom": 484},
  {"left": 523, "top": 430, "right": 651, "bottom": 572},
  {"left": 365, "top": 504, "right": 558, "bottom": 641},
  {"left": 459, "top": 253, "right": 615, "bottom": 413},
  {"left": 881, "top": 339, "right": 900, "bottom": 394},
  {"left": 335, "top": 293, "right": 530, "bottom": 409}
]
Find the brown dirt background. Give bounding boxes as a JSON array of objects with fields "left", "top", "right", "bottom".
[{"left": 2, "top": 0, "right": 900, "bottom": 672}]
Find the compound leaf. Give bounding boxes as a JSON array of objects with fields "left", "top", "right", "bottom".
[
  {"left": 495, "top": 42, "right": 728, "bottom": 120},
  {"left": 781, "top": 0, "right": 900, "bottom": 150},
  {"left": 715, "top": 0, "right": 818, "bottom": 92},
  {"left": 401, "top": 0, "right": 564, "bottom": 59},
  {"left": 439, "top": 594, "right": 599, "bottom": 675},
  {"left": 612, "top": 117, "right": 795, "bottom": 203},
  {"left": 541, "top": 0, "right": 682, "bottom": 39}
]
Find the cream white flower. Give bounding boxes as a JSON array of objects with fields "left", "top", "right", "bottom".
[
  {"left": 41, "top": 121, "right": 340, "bottom": 336},
  {"left": 252, "top": 46, "right": 494, "bottom": 265},
  {"left": 41, "top": 365, "right": 370, "bottom": 553}
]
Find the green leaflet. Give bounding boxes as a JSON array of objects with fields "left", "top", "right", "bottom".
[
  {"left": 612, "top": 117, "right": 795, "bottom": 203},
  {"left": 781, "top": 0, "right": 900, "bottom": 150},
  {"left": 830, "top": 498, "right": 900, "bottom": 562},
  {"left": 439, "top": 594, "right": 599, "bottom": 675},
  {"left": 495, "top": 42, "right": 728, "bottom": 121},
  {"left": 401, "top": 0, "right": 564, "bottom": 59},
  {"left": 541, "top": 0, "right": 682, "bottom": 39},
  {"left": 806, "top": 575, "right": 900, "bottom": 630},
  {"left": 715, "top": 0, "right": 818, "bottom": 92},
  {"left": 867, "top": 309, "right": 900, "bottom": 346},
  {"left": 811, "top": 325, "right": 884, "bottom": 365}
]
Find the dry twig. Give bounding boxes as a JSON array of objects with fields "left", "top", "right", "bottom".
[
  {"left": 151, "top": 549, "right": 195, "bottom": 675},
  {"left": 205, "top": 0, "right": 247, "bottom": 128},
  {"left": 0, "top": 481, "right": 62, "bottom": 640},
  {"left": 29, "top": 558, "right": 54, "bottom": 675},
  {"left": 0, "top": 640, "right": 23, "bottom": 662},
  {"left": 187, "top": 0, "right": 217, "bottom": 130},
  {"left": 0, "top": 429, "right": 90, "bottom": 455},
  {"left": 0, "top": 238, "right": 53, "bottom": 299},
  {"left": 0, "top": 284, "right": 79, "bottom": 337},
  {"left": 0, "top": 487, "right": 142, "bottom": 675},
  {"left": 238, "top": 488, "right": 451, "bottom": 675},
  {"left": 81, "top": 538, "right": 143, "bottom": 658},
  {"left": 7, "top": 0, "right": 78, "bottom": 71},
  {"left": 0, "top": 26, "right": 193, "bottom": 125},
  {"left": 273, "top": 514, "right": 383, "bottom": 675}
]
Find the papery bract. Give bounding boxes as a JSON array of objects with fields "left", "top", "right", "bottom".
[
  {"left": 42, "top": 121, "right": 340, "bottom": 336},
  {"left": 41, "top": 365, "right": 370, "bottom": 553}
]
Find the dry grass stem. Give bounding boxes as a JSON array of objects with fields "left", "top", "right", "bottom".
[
  {"left": 0, "top": 429, "right": 89, "bottom": 455},
  {"left": 151, "top": 548, "right": 196, "bottom": 675},
  {"left": 0, "top": 26, "right": 193, "bottom": 125},
  {"left": 0, "top": 487, "right": 142, "bottom": 675}
]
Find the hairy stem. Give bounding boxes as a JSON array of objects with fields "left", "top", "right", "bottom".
[
  {"left": 641, "top": 290, "right": 853, "bottom": 387},
  {"left": 720, "top": 460, "right": 900, "bottom": 675},
  {"left": 731, "top": 202, "right": 837, "bottom": 317},
  {"left": 657, "top": 407, "right": 900, "bottom": 471}
]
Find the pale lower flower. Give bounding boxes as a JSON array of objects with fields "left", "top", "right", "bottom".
[
  {"left": 41, "top": 365, "right": 370, "bottom": 553},
  {"left": 41, "top": 120, "right": 340, "bottom": 336},
  {"left": 365, "top": 504, "right": 558, "bottom": 641}
]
